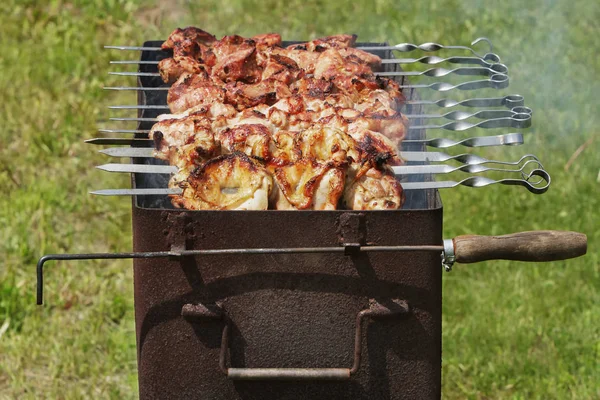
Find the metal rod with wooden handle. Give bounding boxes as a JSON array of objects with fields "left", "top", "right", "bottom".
[{"left": 442, "top": 230, "right": 587, "bottom": 271}]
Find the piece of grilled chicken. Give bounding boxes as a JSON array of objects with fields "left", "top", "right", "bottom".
[
  {"left": 170, "top": 152, "right": 273, "bottom": 210},
  {"left": 343, "top": 162, "right": 405, "bottom": 210},
  {"left": 269, "top": 158, "right": 346, "bottom": 210}
]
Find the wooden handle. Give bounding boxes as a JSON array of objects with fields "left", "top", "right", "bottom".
[{"left": 453, "top": 230, "right": 587, "bottom": 264}]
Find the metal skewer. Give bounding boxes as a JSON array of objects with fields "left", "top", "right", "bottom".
[
  {"left": 105, "top": 37, "right": 499, "bottom": 62},
  {"left": 357, "top": 37, "right": 499, "bottom": 61},
  {"left": 398, "top": 153, "right": 540, "bottom": 166},
  {"left": 401, "top": 169, "right": 550, "bottom": 194},
  {"left": 104, "top": 75, "right": 509, "bottom": 92},
  {"left": 85, "top": 138, "right": 154, "bottom": 145},
  {"left": 400, "top": 74, "right": 509, "bottom": 91},
  {"left": 110, "top": 60, "right": 164, "bottom": 64},
  {"left": 408, "top": 113, "right": 531, "bottom": 130},
  {"left": 109, "top": 72, "right": 161, "bottom": 77},
  {"left": 405, "top": 94, "right": 524, "bottom": 108},
  {"left": 106, "top": 95, "right": 526, "bottom": 112},
  {"left": 90, "top": 168, "right": 551, "bottom": 196},
  {"left": 105, "top": 46, "right": 162, "bottom": 51},
  {"left": 87, "top": 133, "right": 524, "bottom": 148},
  {"left": 111, "top": 56, "right": 505, "bottom": 69},
  {"left": 97, "top": 147, "right": 541, "bottom": 168},
  {"left": 107, "top": 112, "right": 530, "bottom": 130},
  {"left": 97, "top": 164, "right": 176, "bottom": 174},
  {"left": 104, "top": 87, "right": 170, "bottom": 91},
  {"left": 402, "top": 133, "right": 523, "bottom": 148},
  {"left": 376, "top": 65, "right": 508, "bottom": 77},
  {"left": 405, "top": 107, "right": 531, "bottom": 121},
  {"left": 381, "top": 55, "right": 501, "bottom": 67},
  {"left": 109, "top": 105, "right": 170, "bottom": 110},
  {"left": 92, "top": 188, "right": 181, "bottom": 195},
  {"left": 98, "top": 129, "right": 149, "bottom": 134},
  {"left": 110, "top": 65, "right": 508, "bottom": 79},
  {"left": 109, "top": 117, "right": 159, "bottom": 122},
  {"left": 395, "top": 160, "right": 542, "bottom": 176}
]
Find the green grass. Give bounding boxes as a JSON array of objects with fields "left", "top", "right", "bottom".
[{"left": 0, "top": 0, "right": 598, "bottom": 398}]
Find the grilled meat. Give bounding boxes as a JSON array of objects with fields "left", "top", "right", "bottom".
[
  {"left": 252, "top": 33, "right": 282, "bottom": 48},
  {"left": 293, "top": 126, "right": 359, "bottom": 165},
  {"left": 159, "top": 29, "right": 385, "bottom": 87},
  {"left": 167, "top": 72, "right": 225, "bottom": 114},
  {"left": 149, "top": 115, "right": 220, "bottom": 169},
  {"left": 212, "top": 36, "right": 262, "bottom": 83},
  {"left": 171, "top": 152, "right": 272, "bottom": 210},
  {"left": 167, "top": 70, "right": 404, "bottom": 116},
  {"left": 158, "top": 56, "right": 204, "bottom": 84},
  {"left": 287, "top": 34, "right": 357, "bottom": 51},
  {"left": 271, "top": 158, "right": 346, "bottom": 210},
  {"left": 343, "top": 163, "right": 405, "bottom": 210},
  {"left": 218, "top": 124, "right": 272, "bottom": 161},
  {"left": 162, "top": 27, "right": 217, "bottom": 51},
  {"left": 152, "top": 28, "right": 407, "bottom": 210},
  {"left": 261, "top": 54, "right": 304, "bottom": 84},
  {"left": 160, "top": 28, "right": 217, "bottom": 80}
]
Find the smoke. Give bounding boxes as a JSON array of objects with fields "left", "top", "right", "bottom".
[{"left": 457, "top": 0, "right": 599, "bottom": 143}]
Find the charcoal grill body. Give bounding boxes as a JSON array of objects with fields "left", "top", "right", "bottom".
[
  {"left": 131, "top": 41, "right": 442, "bottom": 400},
  {"left": 132, "top": 207, "right": 443, "bottom": 400}
]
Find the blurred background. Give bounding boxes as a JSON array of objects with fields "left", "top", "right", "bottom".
[{"left": 0, "top": 0, "right": 598, "bottom": 398}]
